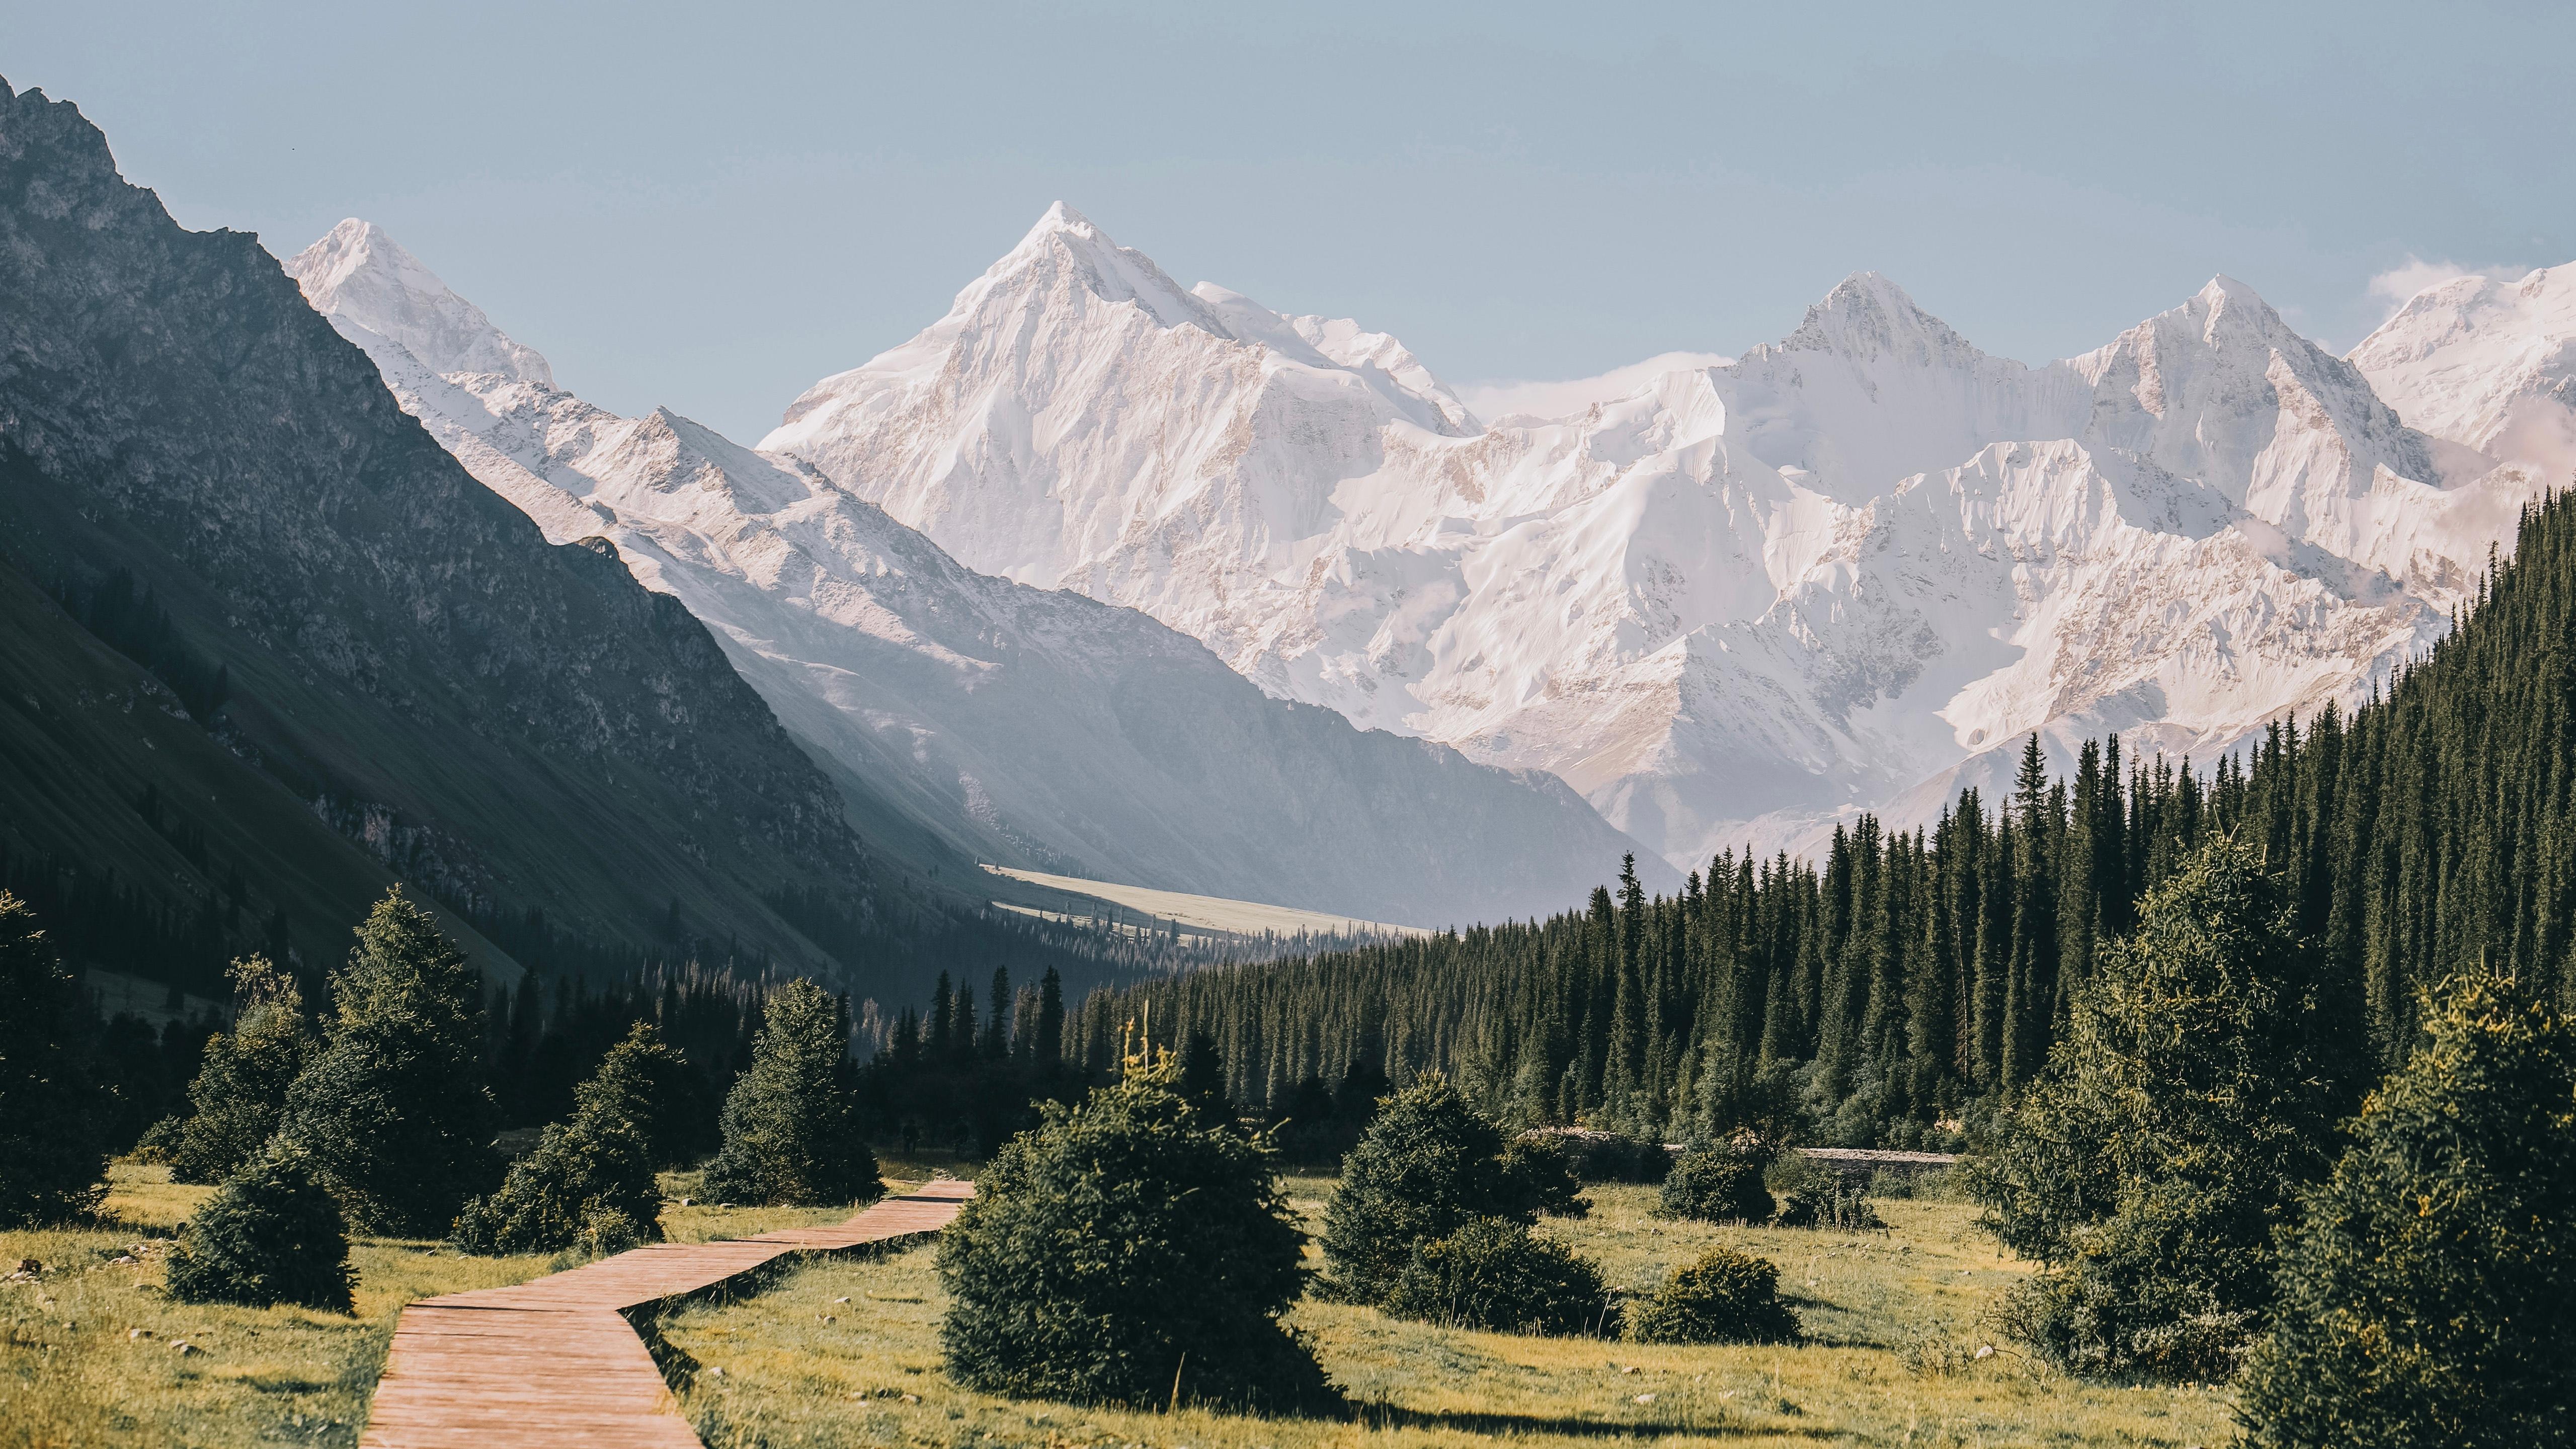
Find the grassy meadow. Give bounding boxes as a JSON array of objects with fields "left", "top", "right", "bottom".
[
  {"left": 3, "top": 1162, "right": 2236, "bottom": 1449},
  {"left": 663, "top": 1176, "right": 2239, "bottom": 1449},
  {"left": 0, "top": 1162, "right": 926, "bottom": 1449}
]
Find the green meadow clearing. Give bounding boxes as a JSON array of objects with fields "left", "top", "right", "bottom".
[
  {"left": 1, "top": 1165, "right": 2234, "bottom": 1449},
  {"left": 661, "top": 1176, "right": 2237, "bottom": 1449}
]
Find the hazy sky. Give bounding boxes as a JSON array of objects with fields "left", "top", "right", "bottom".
[{"left": 7, "top": 1, "right": 2571, "bottom": 441}]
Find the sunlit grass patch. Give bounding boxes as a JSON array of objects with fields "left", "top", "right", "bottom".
[
  {"left": 664, "top": 1179, "right": 2241, "bottom": 1449},
  {"left": 0, "top": 1161, "right": 906, "bottom": 1448}
]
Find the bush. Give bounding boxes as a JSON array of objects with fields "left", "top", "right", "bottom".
[
  {"left": 0, "top": 892, "right": 106, "bottom": 1226},
  {"left": 1970, "top": 841, "right": 2342, "bottom": 1380},
  {"left": 1528, "top": 1129, "right": 1667, "bottom": 1183},
  {"left": 2239, "top": 970, "right": 2576, "bottom": 1448},
  {"left": 1321, "top": 1076, "right": 1579, "bottom": 1303},
  {"left": 1498, "top": 1134, "right": 1589, "bottom": 1218},
  {"left": 938, "top": 1057, "right": 1335, "bottom": 1413},
  {"left": 701, "top": 979, "right": 881, "bottom": 1207},
  {"left": 1768, "top": 1153, "right": 1885, "bottom": 1230},
  {"left": 1658, "top": 1141, "right": 1775, "bottom": 1222},
  {"left": 170, "top": 956, "right": 310, "bottom": 1184},
  {"left": 452, "top": 1022, "right": 683, "bottom": 1254},
  {"left": 277, "top": 889, "right": 499, "bottom": 1235},
  {"left": 166, "top": 1145, "right": 354, "bottom": 1312},
  {"left": 1629, "top": 1247, "right": 1799, "bottom": 1344},
  {"left": 132, "top": 1114, "right": 184, "bottom": 1165},
  {"left": 1382, "top": 1217, "right": 1616, "bottom": 1336}
]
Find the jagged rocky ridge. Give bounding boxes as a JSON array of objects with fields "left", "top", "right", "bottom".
[
  {"left": 764, "top": 205, "right": 2554, "bottom": 865},
  {"left": 289, "top": 220, "right": 1670, "bottom": 926},
  {"left": 0, "top": 77, "right": 870, "bottom": 972}
]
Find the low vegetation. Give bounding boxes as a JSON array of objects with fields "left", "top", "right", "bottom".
[
  {"left": 166, "top": 1145, "right": 353, "bottom": 1312},
  {"left": 451, "top": 1022, "right": 686, "bottom": 1255},
  {"left": 1657, "top": 1138, "right": 1775, "bottom": 1223},
  {"left": 1380, "top": 1217, "right": 1614, "bottom": 1337},
  {"left": 1628, "top": 1245, "right": 1799, "bottom": 1344},
  {"left": 660, "top": 1178, "right": 2242, "bottom": 1449},
  {"left": 1319, "top": 1076, "right": 1586, "bottom": 1303},
  {"left": 937, "top": 1056, "right": 1332, "bottom": 1412}
]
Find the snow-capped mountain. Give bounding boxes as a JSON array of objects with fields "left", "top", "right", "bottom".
[
  {"left": 285, "top": 220, "right": 1667, "bottom": 926},
  {"left": 765, "top": 205, "right": 2547, "bottom": 865},
  {"left": 2351, "top": 262, "right": 2576, "bottom": 482}
]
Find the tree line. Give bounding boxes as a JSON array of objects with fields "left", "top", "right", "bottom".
[{"left": 1073, "top": 492, "right": 2576, "bottom": 1149}]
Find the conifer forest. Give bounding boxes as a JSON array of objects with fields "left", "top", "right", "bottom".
[{"left": 1073, "top": 494, "right": 2576, "bottom": 1149}]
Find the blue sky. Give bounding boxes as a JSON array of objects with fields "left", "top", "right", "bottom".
[{"left": 7, "top": 1, "right": 2570, "bottom": 441}]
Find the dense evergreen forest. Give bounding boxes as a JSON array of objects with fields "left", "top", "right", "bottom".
[{"left": 1070, "top": 495, "right": 2576, "bottom": 1149}]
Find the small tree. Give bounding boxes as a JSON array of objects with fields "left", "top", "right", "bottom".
[
  {"left": 0, "top": 892, "right": 105, "bottom": 1226},
  {"left": 1629, "top": 1247, "right": 1799, "bottom": 1344},
  {"left": 939, "top": 1056, "right": 1334, "bottom": 1412},
  {"left": 1970, "top": 840, "right": 2340, "bottom": 1379},
  {"left": 170, "top": 956, "right": 310, "bottom": 1184},
  {"left": 2239, "top": 970, "right": 2576, "bottom": 1448},
  {"left": 701, "top": 979, "right": 880, "bottom": 1206},
  {"left": 167, "top": 1144, "right": 355, "bottom": 1312},
  {"left": 277, "top": 888, "right": 499, "bottom": 1236},
  {"left": 452, "top": 1022, "right": 685, "bottom": 1254},
  {"left": 1659, "top": 1140, "right": 1774, "bottom": 1223},
  {"left": 1321, "top": 1075, "right": 1580, "bottom": 1303},
  {"left": 1382, "top": 1218, "right": 1616, "bottom": 1336}
]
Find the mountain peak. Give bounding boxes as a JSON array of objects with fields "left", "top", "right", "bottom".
[
  {"left": 971, "top": 202, "right": 1215, "bottom": 335},
  {"left": 1026, "top": 199, "right": 1096, "bottom": 237},
  {"left": 1779, "top": 271, "right": 1983, "bottom": 367},
  {"left": 285, "top": 219, "right": 552, "bottom": 386}
]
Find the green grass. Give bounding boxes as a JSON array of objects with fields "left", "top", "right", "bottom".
[
  {"left": 0, "top": 1163, "right": 919, "bottom": 1449},
  {"left": 3, "top": 1166, "right": 2236, "bottom": 1448},
  {"left": 660, "top": 1178, "right": 2241, "bottom": 1449}
]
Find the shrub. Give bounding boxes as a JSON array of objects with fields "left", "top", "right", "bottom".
[
  {"left": 0, "top": 892, "right": 106, "bottom": 1226},
  {"left": 1382, "top": 1217, "right": 1616, "bottom": 1336},
  {"left": 1970, "top": 841, "right": 2342, "bottom": 1380},
  {"left": 1629, "top": 1247, "right": 1799, "bottom": 1344},
  {"left": 701, "top": 979, "right": 881, "bottom": 1206},
  {"left": 1768, "top": 1153, "right": 1885, "bottom": 1230},
  {"left": 1659, "top": 1140, "right": 1775, "bottom": 1222},
  {"left": 166, "top": 1145, "right": 354, "bottom": 1312},
  {"left": 132, "top": 1114, "right": 185, "bottom": 1165},
  {"left": 277, "top": 889, "right": 499, "bottom": 1235},
  {"left": 1498, "top": 1134, "right": 1589, "bottom": 1218},
  {"left": 170, "top": 956, "right": 310, "bottom": 1184},
  {"left": 1321, "top": 1076, "right": 1578, "bottom": 1303},
  {"left": 2239, "top": 970, "right": 2576, "bottom": 1448},
  {"left": 452, "top": 1022, "right": 683, "bottom": 1254},
  {"left": 1528, "top": 1129, "right": 1666, "bottom": 1183},
  {"left": 938, "top": 1057, "right": 1334, "bottom": 1413}
]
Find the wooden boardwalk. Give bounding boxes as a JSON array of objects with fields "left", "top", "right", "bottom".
[{"left": 360, "top": 1180, "right": 975, "bottom": 1448}]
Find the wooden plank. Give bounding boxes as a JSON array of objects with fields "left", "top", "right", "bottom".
[{"left": 360, "top": 1180, "right": 974, "bottom": 1449}]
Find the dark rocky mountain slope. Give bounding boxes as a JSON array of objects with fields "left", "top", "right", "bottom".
[{"left": 0, "top": 76, "right": 871, "bottom": 979}]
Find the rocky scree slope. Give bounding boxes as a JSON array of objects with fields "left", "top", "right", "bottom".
[
  {"left": 289, "top": 220, "right": 1671, "bottom": 926},
  {"left": 0, "top": 78, "right": 867, "bottom": 973}
]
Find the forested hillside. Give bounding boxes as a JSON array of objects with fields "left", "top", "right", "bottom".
[{"left": 1077, "top": 492, "right": 2576, "bottom": 1147}]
